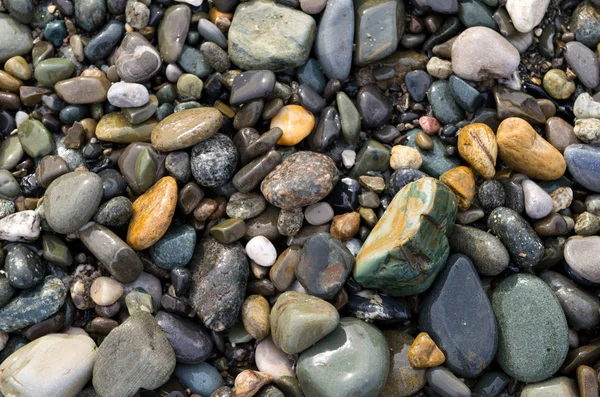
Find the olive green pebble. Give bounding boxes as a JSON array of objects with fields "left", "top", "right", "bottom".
[
  {"left": 177, "top": 74, "right": 203, "bottom": 100},
  {"left": 17, "top": 120, "right": 55, "bottom": 158},
  {"left": 543, "top": 69, "right": 576, "bottom": 100},
  {"left": 0, "top": 135, "right": 24, "bottom": 170},
  {"left": 210, "top": 218, "right": 248, "bottom": 244},
  {"left": 4, "top": 56, "right": 31, "bottom": 80},
  {"left": 42, "top": 234, "right": 73, "bottom": 267},
  {"left": 134, "top": 148, "right": 157, "bottom": 192},
  {"left": 34, "top": 58, "right": 75, "bottom": 86}
]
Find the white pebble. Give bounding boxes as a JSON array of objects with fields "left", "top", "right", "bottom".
[
  {"left": 15, "top": 111, "right": 29, "bottom": 127},
  {"left": 107, "top": 81, "right": 150, "bottom": 108},
  {"left": 245, "top": 236, "right": 277, "bottom": 267},
  {"left": 341, "top": 150, "right": 356, "bottom": 168},
  {"left": 0, "top": 210, "right": 40, "bottom": 242},
  {"left": 304, "top": 202, "right": 334, "bottom": 225}
]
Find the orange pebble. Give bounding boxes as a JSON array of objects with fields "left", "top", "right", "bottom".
[
  {"left": 271, "top": 105, "right": 315, "bottom": 146},
  {"left": 408, "top": 332, "right": 446, "bottom": 368},
  {"left": 209, "top": 7, "right": 233, "bottom": 24}
]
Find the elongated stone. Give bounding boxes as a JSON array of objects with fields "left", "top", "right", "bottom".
[
  {"left": 0, "top": 210, "right": 40, "bottom": 242},
  {"left": 158, "top": 5, "right": 191, "bottom": 63},
  {"left": 151, "top": 107, "right": 222, "bottom": 151},
  {"left": 315, "top": 0, "right": 354, "bottom": 80},
  {"left": 354, "top": 177, "right": 457, "bottom": 296},
  {"left": 55, "top": 77, "right": 111, "bottom": 104},
  {"left": 96, "top": 112, "right": 157, "bottom": 143}
]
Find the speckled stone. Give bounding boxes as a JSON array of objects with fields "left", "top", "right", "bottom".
[
  {"left": 5, "top": 244, "right": 44, "bottom": 289},
  {"left": 297, "top": 318, "right": 389, "bottom": 397},
  {"left": 190, "top": 134, "right": 238, "bottom": 188},
  {"left": 189, "top": 238, "right": 249, "bottom": 332},
  {"left": 228, "top": 0, "right": 316, "bottom": 71},
  {"left": 149, "top": 224, "right": 196, "bottom": 270},
  {"left": 420, "top": 254, "right": 497, "bottom": 378},
  {"left": 448, "top": 224, "right": 509, "bottom": 276},
  {"left": 0, "top": 276, "right": 67, "bottom": 332},
  {"left": 261, "top": 151, "right": 339, "bottom": 210},
  {"left": 488, "top": 207, "right": 544, "bottom": 267},
  {"left": 93, "top": 196, "right": 132, "bottom": 228},
  {"left": 226, "top": 192, "right": 266, "bottom": 220},
  {"left": 492, "top": 273, "right": 569, "bottom": 383},
  {"left": 354, "top": 177, "right": 457, "bottom": 296}
]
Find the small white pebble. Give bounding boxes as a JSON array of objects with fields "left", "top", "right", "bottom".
[
  {"left": 341, "top": 150, "right": 356, "bottom": 169},
  {"left": 15, "top": 111, "right": 29, "bottom": 127},
  {"left": 245, "top": 236, "right": 277, "bottom": 267}
]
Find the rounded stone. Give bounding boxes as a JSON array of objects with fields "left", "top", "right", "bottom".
[
  {"left": 44, "top": 171, "right": 103, "bottom": 234},
  {"left": 152, "top": 107, "right": 223, "bottom": 152},
  {"left": 90, "top": 277, "right": 123, "bottom": 306},
  {"left": 190, "top": 134, "right": 238, "bottom": 188},
  {"left": 270, "top": 105, "right": 315, "bottom": 146},
  {"left": 149, "top": 224, "right": 196, "bottom": 270}
]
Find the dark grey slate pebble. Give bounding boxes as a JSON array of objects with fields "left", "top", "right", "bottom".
[
  {"left": 405, "top": 70, "right": 431, "bottom": 102},
  {"left": 156, "top": 310, "right": 214, "bottom": 364},
  {"left": 450, "top": 75, "right": 484, "bottom": 112},
  {"left": 356, "top": 84, "right": 392, "bottom": 129},
  {"left": 149, "top": 223, "right": 196, "bottom": 270},
  {"left": 478, "top": 179, "right": 506, "bottom": 212},
  {"left": 564, "top": 144, "right": 600, "bottom": 193},
  {"left": 165, "top": 151, "right": 191, "bottom": 184},
  {"left": 74, "top": 0, "right": 107, "bottom": 32},
  {"left": 314, "top": 0, "right": 354, "bottom": 81},
  {"left": 427, "top": 80, "right": 464, "bottom": 125},
  {"left": 501, "top": 180, "right": 524, "bottom": 213},
  {"left": 5, "top": 244, "right": 44, "bottom": 289},
  {"left": 230, "top": 70, "right": 276, "bottom": 106},
  {"left": 191, "top": 134, "right": 238, "bottom": 188},
  {"left": 448, "top": 225, "right": 510, "bottom": 276},
  {"left": 84, "top": 20, "right": 125, "bottom": 62},
  {"left": 197, "top": 18, "right": 228, "bottom": 49},
  {"left": 98, "top": 168, "right": 127, "bottom": 201},
  {"left": 387, "top": 168, "right": 428, "bottom": 197}
]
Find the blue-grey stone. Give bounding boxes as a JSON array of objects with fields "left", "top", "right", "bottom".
[
  {"left": 427, "top": 80, "right": 465, "bottom": 125},
  {"left": 0, "top": 276, "right": 67, "bottom": 332},
  {"left": 564, "top": 144, "right": 600, "bottom": 193},
  {"left": 457, "top": 0, "right": 497, "bottom": 29},
  {"left": 175, "top": 362, "right": 224, "bottom": 396},
  {"left": 354, "top": 0, "right": 404, "bottom": 66},
  {"left": 315, "top": 0, "right": 354, "bottom": 80},
  {"left": 84, "top": 20, "right": 125, "bottom": 62},
  {"left": 177, "top": 45, "right": 212, "bottom": 79},
  {"left": 403, "top": 129, "right": 460, "bottom": 177},
  {"left": 197, "top": 18, "right": 227, "bottom": 49},
  {"left": 74, "top": 0, "right": 107, "bottom": 32},
  {"left": 405, "top": 70, "right": 431, "bottom": 102},
  {"left": 297, "top": 58, "right": 327, "bottom": 94},
  {"left": 149, "top": 224, "right": 197, "bottom": 270},
  {"left": 43, "top": 20, "right": 67, "bottom": 47},
  {"left": 449, "top": 75, "right": 484, "bottom": 112},
  {"left": 4, "top": 0, "right": 34, "bottom": 23}
]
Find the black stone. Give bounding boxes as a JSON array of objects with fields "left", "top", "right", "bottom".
[
  {"left": 98, "top": 168, "right": 127, "bottom": 201},
  {"left": 171, "top": 267, "right": 191, "bottom": 296},
  {"left": 347, "top": 291, "right": 411, "bottom": 323},
  {"left": 419, "top": 254, "right": 498, "bottom": 378},
  {"left": 356, "top": 84, "right": 392, "bottom": 129},
  {"left": 229, "top": 70, "right": 276, "bottom": 106},
  {"left": 328, "top": 177, "right": 360, "bottom": 212},
  {"left": 0, "top": 276, "right": 15, "bottom": 308},
  {"left": 372, "top": 125, "right": 401, "bottom": 144},
  {"left": 5, "top": 245, "right": 44, "bottom": 290},
  {"left": 191, "top": 134, "right": 238, "bottom": 188},
  {"left": 311, "top": 106, "right": 341, "bottom": 152},
  {"left": 298, "top": 84, "right": 326, "bottom": 114},
  {"left": 478, "top": 180, "right": 506, "bottom": 212},
  {"left": 84, "top": 20, "right": 125, "bottom": 62},
  {"left": 155, "top": 311, "right": 214, "bottom": 364},
  {"left": 387, "top": 168, "right": 428, "bottom": 197},
  {"left": 501, "top": 180, "right": 524, "bottom": 214},
  {"left": 0, "top": 110, "right": 16, "bottom": 138}
]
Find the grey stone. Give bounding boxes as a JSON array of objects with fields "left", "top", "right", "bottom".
[
  {"left": 448, "top": 224, "right": 510, "bottom": 276},
  {"left": 565, "top": 41, "right": 599, "bottom": 89},
  {"left": 0, "top": 14, "right": 33, "bottom": 62},
  {"left": 116, "top": 32, "right": 162, "bottom": 83},
  {"left": 315, "top": 0, "right": 354, "bottom": 80},
  {"left": 155, "top": 311, "right": 213, "bottom": 364}
]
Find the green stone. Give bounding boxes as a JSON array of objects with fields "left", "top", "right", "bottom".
[
  {"left": 0, "top": 135, "right": 24, "bottom": 170},
  {"left": 122, "top": 95, "right": 159, "bottom": 124},
  {"left": 156, "top": 84, "right": 177, "bottom": 105},
  {"left": 0, "top": 14, "right": 33, "bottom": 62},
  {"left": 354, "top": 0, "right": 405, "bottom": 66},
  {"left": 427, "top": 80, "right": 464, "bottom": 125},
  {"left": 228, "top": 0, "right": 316, "bottom": 71},
  {"left": 42, "top": 234, "right": 73, "bottom": 267},
  {"left": 148, "top": 223, "right": 196, "bottom": 270},
  {"left": 177, "top": 45, "right": 212, "bottom": 79},
  {"left": 354, "top": 177, "right": 457, "bottom": 296},
  {"left": 274, "top": 377, "right": 304, "bottom": 397},
  {"left": 0, "top": 170, "right": 20, "bottom": 200},
  {"left": 297, "top": 317, "right": 389, "bottom": 397},
  {"left": 270, "top": 291, "right": 339, "bottom": 354},
  {"left": 135, "top": 148, "right": 157, "bottom": 193},
  {"left": 336, "top": 91, "right": 361, "bottom": 144},
  {"left": 177, "top": 74, "right": 204, "bottom": 100},
  {"left": 34, "top": 58, "right": 75, "bottom": 86},
  {"left": 255, "top": 386, "right": 285, "bottom": 397},
  {"left": 210, "top": 218, "right": 247, "bottom": 244},
  {"left": 174, "top": 101, "right": 201, "bottom": 112},
  {"left": 228, "top": 320, "right": 254, "bottom": 344},
  {"left": 74, "top": 0, "right": 106, "bottom": 32},
  {"left": 17, "top": 120, "right": 54, "bottom": 158},
  {"left": 95, "top": 112, "right": 157, "bottom": 143},
  {"left": 351, "top": 139, "right": 390, "bottom": 178},
  {"left": 570, "top": 2, "right": 600, "bottom": 49},
  {"left": 492, "top": 273, "right": 569, "bottom": 383},
  {"left": 125, "top": 288, "right": 154, "bottom": 315},
  {"left": 404, "top": 129, "right": 460, "bottom": 177},
  {"left": 156, "top": 103, "right": 175, "bottom": 121}
]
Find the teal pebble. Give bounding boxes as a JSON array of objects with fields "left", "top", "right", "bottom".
[
  {"left": 174, "top": 362, "right": 224, "bottom": 396},
  {"left": 149, "top": 224, "right": 196, "bottom": 270},
  {"left": 43, "top": 20, "right": 67, "bottom": 47}
]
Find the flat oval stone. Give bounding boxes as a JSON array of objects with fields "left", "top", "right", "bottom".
[
  {"left": 564, "top": 236, "right": 600, "bottom": 284},
  {"left": 564, "top": 144, "right": 600, "bottom": 192},
  {"left": 127, "top": 176, "right": 177, "bottom": 250},
  {"left": 17, "top": 120, "right": 54, "bottom": 158},
  {"left": 452, "top": 26, "right": 519, "bottom": 81},
  {"left": 158, "top": 5, "right": 191, "bottom": 64},
  {"left": 492, "top": 273, "right": 568, "bottom": 383},
  {"left": 156, "top": 310, "right": 213, "bottom": 364},
  {"left": 354, "top": 0, "right": 403, "bottom": 66},
  {"left": 107, "top": 82, "right": 149, "bottom": 108},
  {"left": 297, "top": 317, "right": 389, "bottom": 397},
  {"left": 230, "top": 70, "right": 276, "bottom": 106},
  {"left": 78, "top": 222, "right": 143, "bottom": 283},
  {"left": 427, "top": 80, "right": 464, "bottom": 125},
  {"left": 521, "top": 377, "right": 578, "bottom": 397},
  {"left": 197, "top": 18, "right": 228, "bottom": 49},
  {"left": 457, "top": 123, "right": 497, "bottom": 179},
  {"left": 448, "top": 224, "right": 509, "bottom": 276},
  {"left": 419, "top": 254, "right": 497, "bottom": 378},
  {"left": 315, "top": 0, "right": 354, "bottom": 80},
  {"left": 149, "top": 223, "right": 196, "bottom": 269},
  {"left": 354, "top": 177, "right": 458, "bottom": 296},
  {"left": 0, "top": 334, "right": 97, "bottom": 397},
  {"left": 565, "top": 41, "right": 600, "bottom": 89},
  {"left": 270, "top": 105, "right": 315, "bottom": 146},
  {"left": 228, "top": 0, "right": 316, "bottom": 71},
  {"left": 189, "top": 238, "right": 249, "bottom": 332},
  {"left": 152, "top": 107, "right": 222, "bottom": 152},
  {"left": 34, "top": 58, "right": 75, "bottom": 86},
  {"left": 174, "top": 362, "right": 224, "bottom": 396},
  {"left": 255, "top": 337, "right": 295, "bottom": 380},
  {"left": 118, "top": 142, "right": 166, "bottom": 195},
  {"left": 488, "top": 207, "right": 544, "bottom": 267},
  {"left": 539, "top": 270, "right": 600, "bottom": 329},
  {"left": 296, "top": 233, "right": 354, "bottom": 299},
  {"left": 356, "top": 84, "right": 392, "bottom": 128},
  {"left": 74, "top": 0, "right": 106, "bottom": 32},
  {"left": 93, "top": 311, "right": 176, "bottom": 397},
  {"left": 270, "top": 291, "right": 339, "bottom": 354},
  {"left": 84, "top": 20, "right": 124, "bottom": 62},
  {"left": 54, "top": 77, "right": 111, "bottom": 105},
  {"left": 0, "top": 169, "right": 21, "bottom": 200},
  {"left": 44, "top": 171, "right": 103, "bottom": 234},
  {"left": 261, "top": 151, "right": 339, "bottom": 210},
  {"left": 0, "top": 276, "right": 67, "bottom": 332},
  {"left": 96, "top": 112, "right": 157, "bottom": 144},
  {"left": 0, "top": 14, "right": 33, "bottom": 62},
  {"left": 497, "top": 117, "right": 566, "bottom": 180},
  {"left": 426, "top": 367, "right": 471, "bottom": 397}
]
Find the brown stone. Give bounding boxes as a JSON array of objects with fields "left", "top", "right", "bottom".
[
  {"left": 193, "top": 198, "right": 218, "bottom": 221},
  {"left": 381, "top": 331, "right": 426, "bottom": 397},
  {"left": 577, "top": 365, "right": 598, "bottom": 397},
  {"left": 545, "top": 117, "right": 580, "bottom": 154},
  {"left": 497, "top": 117, "right": 566, "bottom": 180},
  {"left": 457, "top": 123, "right": 497, "bottom": 179},
  {"left": 96, "top": 112, "right": 157, "bottom": 143},
  {"left": 329, "top": 212, "right": 360, "bottom": 241},
  {"left": 54, "top": 76, "right": 111, "bottom": 104},
  {"left": 127, "top": 177, "right": 178, "bottom": 250},
  {"left": 241, "top": 295, "right": 270, "bottom": 340},
  {"left": 407, "top": 332, "right": 445, "bottom": 368},
  {"left": 439, "top": 166, "right": 475, "bottom": 211},
  {"left": 234, "top": 370, "right": 272, "bottom": 397},
  {"left": 269, "top": 245, "right": 301, "bottom": 291},
  {"left": 0, "top": 70, "right": 22, "bottom": 93},
  {"left": 151, "top": 107, "right": 223, "bottom": 151}
]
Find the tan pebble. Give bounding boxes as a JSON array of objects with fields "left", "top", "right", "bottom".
[
  {"left": 242, "top": 295, "right": 270, "bottom": 340},
  {"left": 90, "top": 277, "right": 123, "bottom": 306},
  {"left": 330, "top": 212, "right": 360, "bottom": 241},
  {"left": 0, "top": 70, "right": 22, "bottom": 93},
  {"left": 577, "top": 365, "right": 599, "bottom": 397},
  {"left": 234, "top": 370, "right": 272, "bottom": 397},
  {"left": 416, "top": 131, "right": 434, "bottom": 151},
  {"left": 407, "top": 332, "right": 445, "bottom": 368},
  {"left": 496, "top": 117, "right": 566, "bottom": 180},
  {"left": 550, "top": 187, "right": 573, "bottom": 212},
  {"left": 359, "top": 207, "right": 378, "bottom": 228},
  {"left": 359, "top": 175, "right": 385, "bottom": 194},
  {"left": 457, "top": 123, "right": 497, "bottom": 179},
  {"left": 4, "top": 56, "right": 31, "bottom": 80},
  {"left": 390, "top": 145, "right": 422, "bottom": 170}
]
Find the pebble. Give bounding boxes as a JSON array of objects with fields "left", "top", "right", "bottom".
[
  {"left": 492, "top": 273, "right": 568, "bottom": 382},
  {"left": 565, "top": 41, "right": 600, "bottom": 89},
  {"left": 107, "top": 82, "right": 149, "bottom": 108},
  {"left": 315, "top": 0, "right": 353, "bottom": 80},
  {"left": 90, "top": 276, "right": 123, "bottom": 306},
  {"left": 543, "top": 69, "right": 575, "bottom": 100},
  {"left": 270, "top": 291, "right": 339, "bottom": 354},
  {"left": 506, "top": 0, "right": 550, "bottom": 33},
  {"left": 93, "top": 196, "right": 133, "bottom": 228},
  {"left": 521, "top": 377, "right": 578, "bottom": 397},
  {"left": 381, "top": 331, "right": 426, "bottom": 397},
  {"left": 356, "top": 84, "right": 392, "bottom": 128},
  {"left": 448, "top": 224, "right": 509, "bottom": 275},
  {"left": 149, "top": 223, "right": 196, "bottom": 269},
  {"left": 564, "top": 144, "right": 600, "bottom": 192},
  {"left": 174, "top": 362, "right": 224, "bottom": 396},
  {"left": 0, "top": 14, "right": 33, "bottom": 62},
  {"left": 5, "top": 245, "right": 44, "bottom": 289},
  {"left": 390, "top": 145, "right": 422, "bottom": 170},
  {"left": 93, "top": 311, "right": 176, "bottom": 397},
  {"left": 420, "top": 254, "right": 497, "bottom": 377},
  {"left": 127, "top": 176, "right": 177, "bottom": 250},
  {"left": 17, "top": 120, "right": 54, "bottom": 158},
  {"left": 354, "top": 178, "right": 457, "bottom": 296},
  {"left": 452, "top": 27, "right": 520, "bottom": 81},
  {"left": 191, "top": 134, "right": 238, "bottom": 188},
  {"left": 255, "top": 337, "right": 295, "bottom": 380},
  {"left": 457, "top": 123, "right": 497, "bottom": 179},
  {"left": 564, "top": 236, "right": 600, "bottom": 284},
  {"left": 241, "top": 295, "right": 270, "bottom": 340},
  {"left": 497, "top": 117, "right": 566, "bottom": 180},
  {"left": 545, "top": 117, "right": 579, "bottom": 153},
  {"left": 408, "top": 332, "right": 446, "bottom": 368},
  {"left": 189, "top": 238, "right": 249, "bottom": 332},
  {"left": 235, "top": 370, "right": 272, "bottom": 397},
  {"left": 0, "top": 334, "right": 97, "bottom": 397},
  {"left": 54, "top": 76, "right": 111, "bottom": 105},
  {"left": 152, "top": 107, "right": 222, "bottom": 152},
  {"left": 0, "top": 210, "right": 40, "bottom": 242},
  {"left": 297, "top": 317, "right": 389, "bottom": 397},
  {"left": 116, "top": 32, "right": 162, "bottom": 83},
  {"left": 426, "top": 367, "right": 471, "bottom": 397},
  {"left": 43, "top": 171, "right": 103, "bottom": 234},
  {"left": 246, "top": 236, "right": 277, "bottom": 267},
  {"left": 228, "top": 0, "right": 315, "bottom": 71},
  {"left": 523, "top": 180, "right": 554, "bottom": 219},
  {"left": 574, "top": 119, "right": 600, "bottom": 143},
  {"left": 155, "top": 310, "right": 213, "bottom": 364},
  {"left": 158, "top": 5, "right": 190, "bottom": 64}
]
